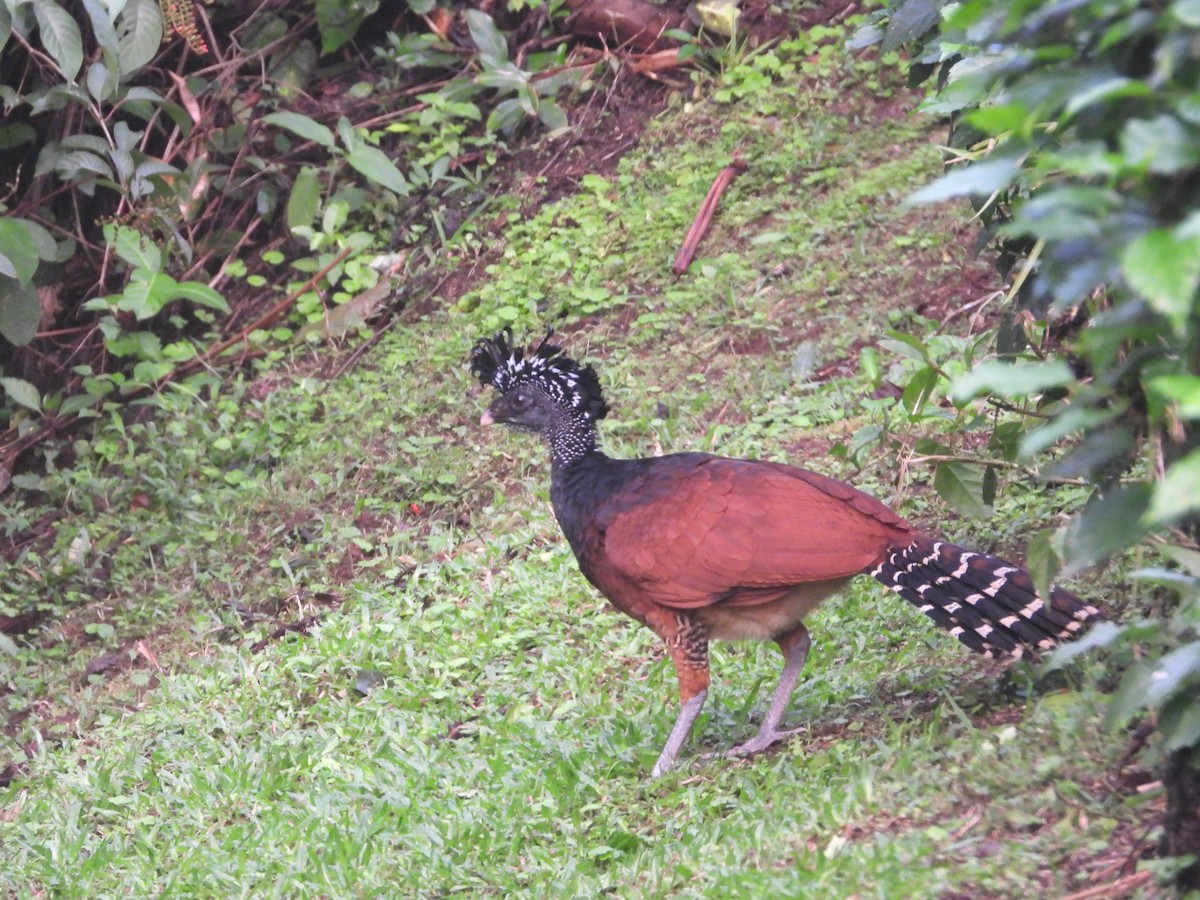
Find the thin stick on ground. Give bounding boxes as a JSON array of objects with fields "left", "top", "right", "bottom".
[{"left": 673, "top": 158, "right": 748, "bottom": 275}]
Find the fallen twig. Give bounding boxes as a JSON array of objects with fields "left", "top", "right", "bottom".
[
  {"left": 1056, "top": 869, "right": 1154, "bottom": 900},
  {"left": 673, "top": 158, "right": 748, "bottom": 275}
]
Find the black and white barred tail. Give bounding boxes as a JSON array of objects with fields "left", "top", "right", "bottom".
[{"left": 869, "top": 537, "right": 1102, "bottom": 659}]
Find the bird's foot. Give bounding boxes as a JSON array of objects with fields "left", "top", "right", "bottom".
[{"left": 724, "top": 725, "right": 806, "bottom": 759}]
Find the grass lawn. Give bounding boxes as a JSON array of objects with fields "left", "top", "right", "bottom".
[{"left": 0, "top": 26, "right": 1161, "bottom": 898}]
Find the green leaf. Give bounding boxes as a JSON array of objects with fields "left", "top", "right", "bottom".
[
  {"left": 345, "top": 145, "right": 410, "bottom": 196},
  {"left": 0, "top": 279, "right": 41, "bottom": 346},
  {"left": 878, "top": 330, "right": 931, "bottom": 364},
  {"left": 1064, "top": 77, "right": 1149, "bottom": 118},
  {"left": 1062, "top": 483, "right": 1152, "bottom": 575},
  {"left": 0, "top": 219, "right": 42, "bottom": 285},
  {"left": 0, "top": 3, "right": 11, "bottom": 56},
  {"left": 0, "top": 123, "right": 36, "bottom": 151},
  {"left": 118, "top": 271, "right": 177, "bottom": 319},
  {"left": 1173, "top": 0, "right": 1200, "bottom": 26},
  {"left": 882, "top": 0, "right": 942, "bottom": 51},
  {"left": 1147, "top": 374, "right": 1200, "bottom": 421},
  {"left": 538, "top": 100, "right": 568, "bottom": 133},
  {"left": 1160, "top": 691, "right": 1200, "bottom": 751},
  {"left": 964, "top": 104, "right": 1031, "bottom": 136},
  {"left": 1121, "top": 227, "right": 1200, "bottom": 333},
  {"left": 950, "top": 358, "right": 1074, "bottom": 404},
  {"left": 487, "top": 97, "right": 528, "bottom": 136},
  {"left": 112, "top": 226, "right": 162, "bottom": 272},
  {"left": 1042, "top": 620, "right": 1125, "bottom": 672},
  {"left": 314, "top": 0, "right": 378, "bottom": 54},
  {"left": 34, "top": 0, "right": 84, "bottom": 81},
  {"left": 287, "top": 167, "right": 322, "bottom": 231},
  {"left": 1025, "top": 527, "right": 1062, "bottom": 599},
  {"left": 907, "top": 157, "right": 1022, "bottom": 205},
  {"left": 81, "top": 0, "right": 121, "bottom": 64},
  {"left": 465, "top": 10, "right": 508, "bottom": 60},
  {"left": 117, "top": 0, "right": 163, "bottom": 76},
  {"left": 933, "top": 461, "right": 993, "bottom": 518},
  {"left": 1121, "top": 115, "right": 1200, "bottom": 175},
  {"left": 1146, "top": 449, "right": 1200, "bottom": 526},
  {"left": 60, "top": 392, "right": 102, "bottom": 416},
  {"left": 901, "top": 365, "right": 939, "bottom": 415},
  {"left": 1019, "top": 403, "right": 1125, "bottom": 458},
  {"left": 1106, "top": 643, "right": 1200, "bottom": 728},
  {"left": 261, "top": 112, "right": 335, "bottom": 149},
  {"left": 54, "top": 150, "right": 114, "bottom": 183},
  {"left": 1040, "top": 426, "right": 1134, "bottom": 480},
  {"left": 86, "top": 61, "right": 117, "bottom": 103},
  {"left": 0, "top": 377, "right": 41, "bottom": 412},
  {"left": 173, "top": 281, "right": 231, "bottom": 314}
]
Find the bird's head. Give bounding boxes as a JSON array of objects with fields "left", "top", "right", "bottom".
[{"left": 470, "top": 329, "right": 609, "bottom": 440}]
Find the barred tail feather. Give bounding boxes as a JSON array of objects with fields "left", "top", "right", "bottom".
[{"left": 868, "top": 537, "right": 1102, "bottom": 659}]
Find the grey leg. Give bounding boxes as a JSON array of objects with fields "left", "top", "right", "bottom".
[
  {"left": 651, "top": 690, "right": 708, "bottom": 777},
  {"left": 728, "top": 624, "right": 811, "bottom": 757}
]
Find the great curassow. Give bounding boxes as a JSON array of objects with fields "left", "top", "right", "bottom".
[{"left": 471, "top": 330, "right": 1103, "bottom": 777}]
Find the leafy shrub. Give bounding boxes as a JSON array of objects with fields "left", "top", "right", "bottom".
[
  {"left": 1, "top": 0, "right": 586, "bottom": 485},
  {"left": 854, "top": 0, "right": 1200, "bottom": 884}
]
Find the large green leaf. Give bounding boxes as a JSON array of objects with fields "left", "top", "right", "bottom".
[
  {"left": 34, "top": 0, "right": 84, "bottom": 81},
  {"left": 1121, "top": 227, "right": 1200, "bottom": 333},
  {"left": 1019, "top": 402, "right": 1125, "bottom": 458},
  {"left": 1062, "top": 483, "right": 1152, "bottom": 574},
  {"left": 262, "top": 112, "right": 335, "bottom": 150},
  {"left": 345, "top": 146, "right": 410, "bottom": 196},
  {"left": 1146, "top": 449, "right": 1200, "bottom": 525},
  {"left": 1121, "top": 115, "right": 1200, "bottom": 175},
  {"left": 538, "top": 100, "right": 568, "bottom": 133},
  {"left": 117, "top": 0, "right": 163, "bottom": 76},
  {"left": 901, "top": 365, "right": 938, "bottom": 415},
  {"left": 173, "top": 281, "right": 231, "bottom": 314},
  {"left": 933, "top": 461, "right": 993, "bottom": 518},
  {"left": 287, "top": 167, "right": 322, "bottom": 231},
  {"left": 81, "top": 0, "right": 121, "bottom": 62},
  {"left": 1106, "top": 643, "right": 1200, "bottom": 728},
  {"left": 0, "top": 219, "right": 41, "bottom": 285},
  {"left": 1040, "top": 426, "right": 1134, "bottom": 480},
  {"left": 950, "top": 358, "right": 1075, "bottom": 404},
  {"left": 1146, "top": 374, "right": 1200, "bottom": 420},
  {"left": 0, "top": 123, "right": 35, "bottom": 151},
  {"left": 53, "top": 149, "right": 114, "bottom": 184},
  {"left": 111, "top": 226, "right": 162, "bottom": 272},
  {"left": 882, "top": 0, "right": 943, "bottom": 51},
  {"left": 118, "top": 271, "right": 176, "bottom": 319},
  {"left": 464, "top": 10, "right": 508, "bottom": 61},
  {"left": 1042, "top": 620, "right": 1126, "bottom": 671},
  {"left": 0, "top": 3, "right": 12, "bottom": 56},
  {"left": 0, "top": 376, "right": 41, "bottom": 412},
  {"left": 1024, "top": 527, "right": 1062, "bottom": 599},
  {"left": 315, "top": 0, "right": 378, "bottom": 54},
  {"left": 907, "top": 157, "right": 1022, "bottom": 205},
  {"left": 0, "top": 279, "right": 41, "bottom": 346},
  {"left": 1160, "top": 692, "right": 1200, "bottom": 751}
]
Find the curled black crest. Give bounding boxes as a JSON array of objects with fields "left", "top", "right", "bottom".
[{"left": 470, "top": 328, "right": 610, "bottom": 421}]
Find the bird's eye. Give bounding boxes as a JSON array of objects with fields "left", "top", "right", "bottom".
[{"left": 512, "top": 391, "right": 531, "bottom": 407}]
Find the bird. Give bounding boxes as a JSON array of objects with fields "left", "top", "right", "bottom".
[{"left": 470, "top": 329, "right": 1103, "bottom": 777}]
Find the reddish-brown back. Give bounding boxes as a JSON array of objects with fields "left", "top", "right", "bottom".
[{"left": 573, "top": 455, "right": 914, "bottom": 619}]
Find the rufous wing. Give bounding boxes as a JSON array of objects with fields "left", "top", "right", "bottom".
[{"left": 596, "top": 456, "right": 912, "bottom": 609}]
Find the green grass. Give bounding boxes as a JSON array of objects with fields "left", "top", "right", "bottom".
[{"left": 0, "top": 29, "right": 1159, "bottom": 898}]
